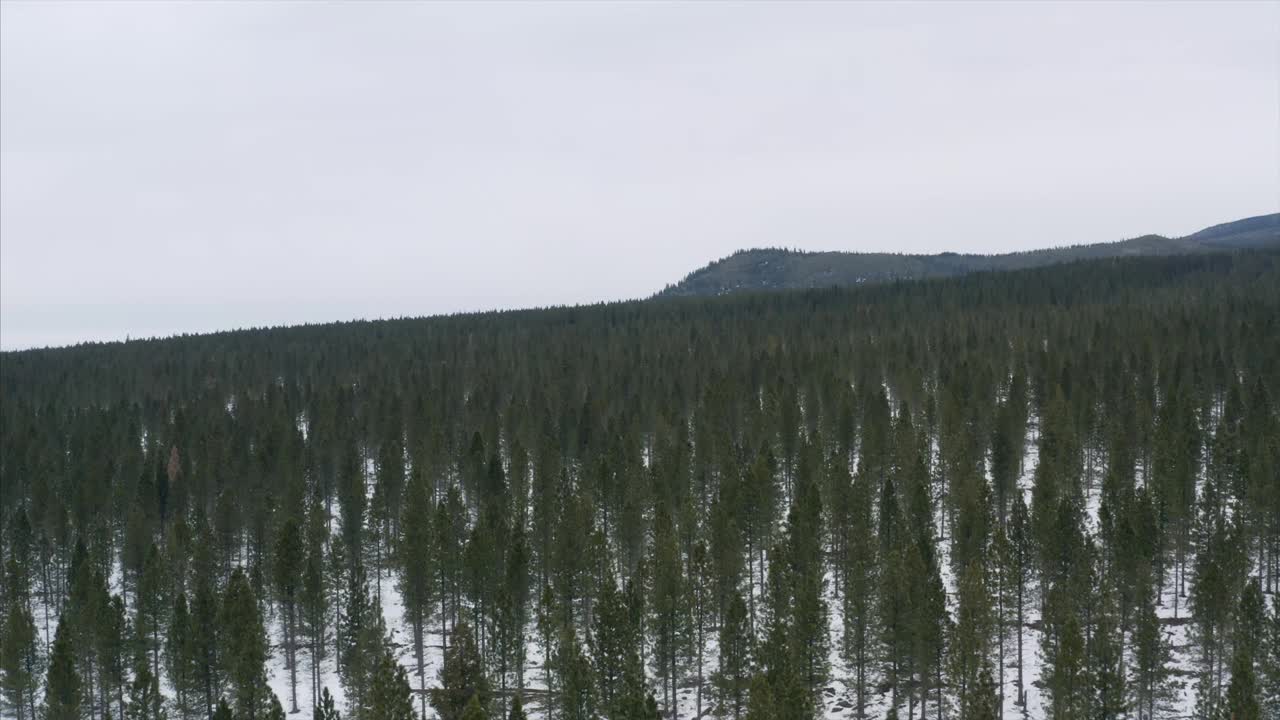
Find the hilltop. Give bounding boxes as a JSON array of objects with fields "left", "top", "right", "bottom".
[{"left": 659, "top": 212, "right": 1279, "bottom": 296}]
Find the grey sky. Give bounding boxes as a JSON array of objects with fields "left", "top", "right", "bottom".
[{"left": 2, "top": 1, "right": 1277, "bottom": 350}]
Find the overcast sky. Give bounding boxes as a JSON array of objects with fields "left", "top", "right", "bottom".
[{"left": 2, "top": 1, "right": 1277, "bottom": 350}]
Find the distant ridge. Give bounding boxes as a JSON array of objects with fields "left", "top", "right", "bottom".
[
  {"left": 1183, "top": 213, "right": 1280, "bottom": 249},
  {"left": 657, "top": 213, "right": 1280, "bottom": 297}
]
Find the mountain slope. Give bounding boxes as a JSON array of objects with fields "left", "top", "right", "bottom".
[
  {"left": 1184, "top": 212, "right": 1280, "bottom": 249},
  {"left": 658, "top": 212, "right": 1279, "bottom": 297}
]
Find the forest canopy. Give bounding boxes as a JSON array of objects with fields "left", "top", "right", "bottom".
[{"left": 1, "top": 250, "right": 1278, "bottom": 720}]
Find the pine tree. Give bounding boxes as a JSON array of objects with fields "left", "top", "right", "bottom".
[
  {"left": 508, "top": 696, "right": 528, "bottom": 720},
  {"left": 0, "top": 598, "right": 41, "bottom": 720},
  {"left": 167, "top": 593, "right": 195, "bottom": 720},
  {"left": 435, "top": 488, "right": 467, "bottom": 646},
  {"left": 592, "top": 573, "right": 632, "bottom": 717},
  {"left": 432, "top": 621, "right": 490, "bottom": 720},
  {"left": 98, "top": 593, "right": 127, "bottom": 720},
  {"left": 1236, "top": 579, "right": 1266, "bottom": 665},
  {"left": 328, "top": 531, "right": 348, "bottom": 680},
  {"left": 274, "top": 517, "right": 304, "bottom": 714},
  {"left": 550, "top": 488, "right": 590, "bottom": 630},
  {"left": 220, "top": 567, "right": 271, "bottom": 720},
  {"left": 1263, "top": 595, "right": 1280, "bottom": 720},
  {"left": 988, "top": 524, "right": 1011, "bottom": 717},
  {"left": 43, "top": 617, "right": 80, "bottom": 720},
  {"left": 626, "top": 568, "right": 648, "bottom": 683},
  {"left": 370, "top": 430, "right": 406, "bottom": 610},
  {"left": 461, "top": 695, "right": 489, "bottom": 720},
  {"left": 715, "top": 592, "right": 751, "bottom": 720},
  {"left": 339, "top": 561, "right": 386, "bottom": 715},
  {"left": 338, "top": 439, "right": 367, "bottom": 568},
  {"left": 265, "top": 695, "right": 286, "bottom": 720},
  {"left": 136, "top": 543, "right": 167, "bottom": 685},
  {"left": 1003, "top": 496, "right": 1033, "bottom": 711},
  {"left": 644, "top": 694, "right": 661, "bottom": 720},
  {"left": 537, "top": 584, "right": 559, "bottom": 720},
  {"left": 687, "top": 540, "right": 712, "bottom": 720},
  {"left": 1222, "top": 580, "right": 1266, "bottom": 720},
  {"left": 493, "top": 525, "right": 529, "bottom": 720},
  {"left": 744, "top": 448, "right": 778, "bottom": 650},
  {"left": 1191, "top": 476, "right": 1245, "bottom": 714},
  {"left": 879, "top": 540, "right": 911, "bottom": 713},
  {"left": 124, "top": 504, "right": 151, "bottom": 612},
  {"left": 990, "top": 400, "right": 1022, "bottom": 527},
  {"left": 124, "top": 651, "right": 167, "bottom": 720},
  {"left": 1224, "top": 644, "right": 1261, "bottom": 720},
  {"left": 301, "top": 542, "right": 328, "bottom": 711},
  {"left": 367, "top": 650, "right": 415, "bottom": 720},
  {"left": 916, "top": 549, "right": 949, "bottom": 720},
  {"left": 189, "top": 552, "right": 221, "bottom": 720},
  {"left": 397, "top": 466, "right": 434, "bottom": 718},
  {"left": 554, "top": 626, "right": 596, "bottom": 720},
  {"left": 1132, "top": 582, "right": 1171, "bottom": 720},
  {"left": 951, "top": 560, "right": 991, "bottom": 713},
  {"left": 650, "top": 503, "right": 685, "bottom": 718},
  {"left": 506, "top": 525, "right": 531, "bottom": 692},
  {"left": 759, "top": 537, "right": 791, "bottom": 701},
  {"left": 743, "top": 674, "right": 774, "bottom": 720},
  {"left": 463, "top": 506, "right": 503, "bottom": 672},
  {"left": 1044, "top": 597, "right": 1088, "bottom": 720},
  {"left": 614, "top": 668, "right": 655, "bottom": 720},
  {"left": 841, "top": 468, "right": 878, "bottom": 720},
  {"left": 313, "top": 688, "right": 341, "bottom": 720},
  {"left": 787, "top": 468, "right": 829, "bottom": 705},
  {"left": 959, "top": 662, "right": 998, "bottom": 720},
  {"left": 1031, "top": 389, "right": 1078, "bottom": 598},
  {"left": 65, "top": 547, "right": 102, "bottom": 720},
  {"left": 1089, "top": 581, "right": 1126, "bottom": 720}
]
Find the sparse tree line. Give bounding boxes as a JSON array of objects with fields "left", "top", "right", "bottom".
[{"left": 2, "top": 251, "right": 1279, "bottom": 720}]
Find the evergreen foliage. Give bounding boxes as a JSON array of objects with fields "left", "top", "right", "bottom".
[
  {"left": 220, "top": 567, "right": 273, "bottom": 719},
  {"left": 367, "top": 650, "right": 416, "bottom": 720},
  {"left": 0, "top": 595, "right": 41, "bottom": 720},
  {"left": 43, "top": 618, "right": 80, "bottom": 720},
  {"left": 313, "top": 688, "right": 341, "bottom": 720},
  {"left": 124, "top": 651, "right": 167, "bottom": 720},
  {"left": 432, "top": 622, "right": 490, "bottom": 720},
  {"left": 0, "top": 250, "right": 1277, "bottom": 720}
]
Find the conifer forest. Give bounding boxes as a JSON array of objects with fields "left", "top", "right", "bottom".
[{"left": 2, "top": 250, "right": 1279, "bottom": 720}]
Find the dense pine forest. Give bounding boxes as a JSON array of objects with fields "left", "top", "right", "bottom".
[{"left": 2, "top": 250, "right": 1279, "bottom": 720}]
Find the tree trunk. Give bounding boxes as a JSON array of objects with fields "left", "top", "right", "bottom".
[
  {"left": 205, "top": 667, "right": 214, "bottom": 720},
  {"left": 696, "top": 622, "right": 704, "bottom": 720},
  {"left": 1016, "top": 579, "right": 1024, "bottom": 709},
  {"left": 415, "top": 614, "right": 427, "bottom": 720},
  {"left": 288, "top": 601, "right": 298, "bottom": 714},
  {"left": 747, "top": 535, "right": 752, "bottom": 635},
  {"left": 308, "top": 626, "right": 317, "bottom": 710},
  {"left": 998, "top": 569, "right": 1006, "bottom": 720}
]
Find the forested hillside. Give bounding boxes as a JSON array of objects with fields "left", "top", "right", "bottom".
[
  {"left": 2, "top": 251, "right": 1279, "bottom": 720},
  {"left": 658, "top": 213, "right": 1280, "bottom": 297}
]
